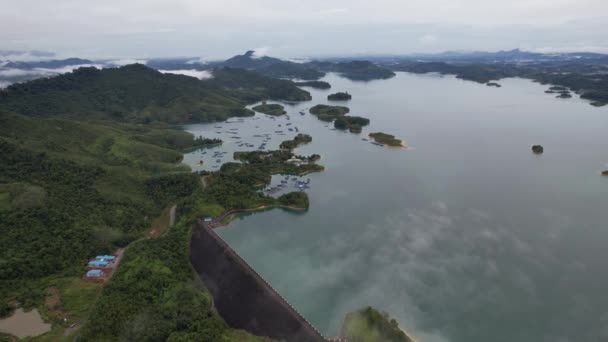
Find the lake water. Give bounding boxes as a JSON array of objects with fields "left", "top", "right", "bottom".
[{"left": 184, "top": 72, "right": 608, "bottom": 342}]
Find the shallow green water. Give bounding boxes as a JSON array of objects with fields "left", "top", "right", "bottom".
[{"left": 184, "top": 72, "right": 608, "bottom": 342}]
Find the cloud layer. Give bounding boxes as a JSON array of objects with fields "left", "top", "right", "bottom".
[{"left": 1, "top": 1, "right": 607, "bottom": 58}]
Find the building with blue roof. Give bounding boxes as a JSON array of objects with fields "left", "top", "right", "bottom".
[
  {"left": 88, "top": 260, "right": 109, "bottom": 267},
  {"left": 85, "top": 269, "right": 104, "bottom": 277},
  {"left": 95, "top": 255, "right": 115, "bottom": 261}
]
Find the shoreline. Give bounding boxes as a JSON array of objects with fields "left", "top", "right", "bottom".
[{"left": 208, "top": 204, "right": 308, "bottom": 229}]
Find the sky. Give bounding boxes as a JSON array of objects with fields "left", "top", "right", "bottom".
[{"left": 1, "top": 0, "right": 607, "bottom": 59}]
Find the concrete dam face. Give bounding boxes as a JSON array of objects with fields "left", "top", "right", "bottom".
[{"left": 190, "top": 222, "right": 326, "bottom": 342}]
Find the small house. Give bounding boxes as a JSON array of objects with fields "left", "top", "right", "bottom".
[
  {"left": 95, "top": 255, "right": 115, "bottom": 261},
  {"left": 203, "top": 217, "right": 213, "bottom": 223},
  {"left": 85, "top": 269, "right": 104, "bottom": 278},
  {"left": 286, "top": 158, "right": 303, "bottom": 166}
]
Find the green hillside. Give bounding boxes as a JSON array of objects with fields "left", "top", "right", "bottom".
[{"left": 0, "top": 64, "right": 311, "bottom": 124}]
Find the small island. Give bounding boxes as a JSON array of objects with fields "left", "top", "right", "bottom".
[
  {"left": 252, "top": 102, "right": 287, "bottom": 116},
  {"left": 545, "top": 86, "right": 569, "bottom": 94},
  {"left": 309, "top": 104, "right": 350, "bottom": 116},
  {"left": 309, "top": 104, "right": 350, "bottom": 122},
  {"left": 280, "top": 133, "right": 312, "bottom": 150},
  {"left": 342, "top": 307, "right": 415, "bottom": 342},
  {"left": 601, "top": 170, "right": 608, "bottom": 176},
  {"left": 328, "top": 92, "right": 352, "bottom": 101},
  {"left": 334, "top": 116, "right": 370, "bottom": 133},
  {"left": 369, "top": 132, "right": 406, "bottom": 147},
  {"left": 556, "top": 91, "right": 572, "bottom": 99},
  {"left": 532, "top": 145, "right": 544, "bottom": 154},
  {"left": 295, "top": 81, "right": 331, "bottom": 89},
  {"left": 194, "top": 136, "right": 222, "bottom": 147},
  {"left": 486, "top": 82, "right": 502, "bottom": 87}
]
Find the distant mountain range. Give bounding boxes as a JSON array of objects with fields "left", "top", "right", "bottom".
[
  {"left": 3, "top": 58, "right": 93, "bottom": 70},
  {"left": 2, "top": 49, "right": 608, "bottom": 89}
]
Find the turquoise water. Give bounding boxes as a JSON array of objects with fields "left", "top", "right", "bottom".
[{"left": 184, "top": 72, "right": 608, "bottom": 342}]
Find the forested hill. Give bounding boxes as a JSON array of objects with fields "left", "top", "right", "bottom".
[
  {"left": 0, "top": 64, "right": 311, "bottom": 124},
  {"left": 219, "top": 50, "right": 325, "bottom": 80}
]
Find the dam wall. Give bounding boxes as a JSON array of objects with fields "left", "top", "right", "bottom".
[{"left": 190, "top": 221, "right": 326, "bottom": 342}]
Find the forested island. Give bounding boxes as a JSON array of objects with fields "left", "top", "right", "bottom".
[
  {"left": 295, "top": 80, "right": 331, "bottom": 89},
  {"left": 252, "top": 102, "right": 287, "bottom": 116},
  {"left": 369, "top": 132, "right": 406, "bottom": 147},
  {"left": 532, "top": 145, "right": 544, "bottom": 154},
  {"left": 328, "top": 92, "right": 352, "bottom": 100},
  {"left": 309, "top": 104, "right": 350, "bottom": 121},
  {"left": 280, "top": 133, "right": 312, "bottom": 150},
  {"left": 309, "top": 104, "right": 369, "bottom": 133},
  {"left": 334, "top": 116, "right": 370, "bottom": 133}
]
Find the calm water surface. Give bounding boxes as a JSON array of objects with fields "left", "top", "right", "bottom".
[{"left": 184, "top": 72, "right": 608, "bottom": 342}]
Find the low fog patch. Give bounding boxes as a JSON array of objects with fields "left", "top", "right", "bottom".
[{"left": 159, "top": 69, "right": 213, "bottom": 79}]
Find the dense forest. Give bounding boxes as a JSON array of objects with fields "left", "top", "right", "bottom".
[{"left": 0, "top": 113, "right": 200, "bottom": 309}]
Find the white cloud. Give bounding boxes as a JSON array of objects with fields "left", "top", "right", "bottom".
[
  {"left": 159, "top": 69, "right": 212, "bottom": 79},
  {"left": 319, "top": 8, "right": 348, "bottom": 15},
  {"left": 251, "top": 47, "right": 271, "bottom": 59},
  {"left": 186, "top": 57, "right": 208, "bottom": 64},
  {"left": 0, "top": 80, "right": 11, "bottom": 88},
  {"left": 419, "top": 34, "right": 438, "bottom": 45},
  {"left": 0, "top": 64, "right": 104, "bottom": 79},
  {"left": 0, "top": 50, "right": 56, "bottom": 62}
]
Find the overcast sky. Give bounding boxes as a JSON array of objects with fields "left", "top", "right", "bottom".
[{"left": 1, "top": 0, "right": 607, "bottom": 59}]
